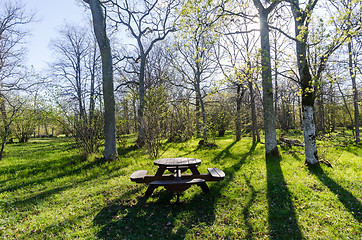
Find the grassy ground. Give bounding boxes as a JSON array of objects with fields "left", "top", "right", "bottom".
[{"left": 0, "top": 132, "right": 361, "bottom": 239}]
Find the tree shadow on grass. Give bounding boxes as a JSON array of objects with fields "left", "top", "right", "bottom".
[
  {"left": 241, "top": 172, "right": 257, "bottom": 239},
  {"left": 0, "top": 155, "right": 106, "bottom": 194},
  {"left": 266, "top": 157, "right": 304, "bottom": 239},
  {"left": 1, "top": 156, "right": 128, "bottom": 211},
  {"left": 340, "top": 144, "right": 362, "bottom": 157},
  {"left": 308, "top": 165, "right": 362, "bottom": 223},
  {"left": 94, "top": 141, "right": 257, "bottom": 239},
  {"left": 117, "top": 145, "right": 139, "bottom": 156},
  {"left": 211, "top": 140, "right": 238, "bottom": 163}
]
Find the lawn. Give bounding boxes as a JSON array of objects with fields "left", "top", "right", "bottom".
[{"left": 0, "top": 133, "right": 361, "bottom": 239}]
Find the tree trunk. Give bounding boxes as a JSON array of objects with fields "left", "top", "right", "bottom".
[
  {"left": 196, "top": 95, "right": 201, "bottom": 138},
  {"left": 236, "top": 85, "right": 242, "bottom": 141},
  {"left": 0, "top": 94, "right": 9, "bottom": 161},
  {"left": 85, "top": 0, "right": 117, "bottom": 160},
  {"left": 196, "top": 78, "right": 207, "bottom": 140},
  {"left": 293, "top": 12, "right": 319, "bottom": 165},
  {"left": 76, "top": 54, "right": 85, "bottom": 122},
  {"left": 249, "top": 80, "right": 258, "bottom": 143},
  {"left": 258, "top": 6, "right": 279, "bottom": 158},
  {"left": 136, "top": 55, "right": 146, "bottom": 146},
  {"left": 88, "top": 44, "right": 96, "bottom": 153},
  {"left": 317, "top": 90, "right": 325, "bottom": 135},
  {"left": 274, "top": 38, "right": 278, "bottom": 127},
  {"left": 299, "top": 61, "right": 319, "bottom": 165},
  {"left": 337, "top": 80, "right": 354, "bottom": 133},
  {"left": 349, "top": 41, "right": 360, "bottom": 143},
  {"left": 329, "top": 84, "right": 336, "bottom": 132},
  {"left": 44, "top": 123, "right": 49, "bottom": 135},
  {"left": 133, "top": 97, "right": 138, "bottom": 133}
]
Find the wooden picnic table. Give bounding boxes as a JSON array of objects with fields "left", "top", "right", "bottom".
[
  {"left": 130, "top": 157, "right": 225, "bottom": 202},
  {"left": 153, "top": 158, "right": 202, "bottom": 179},
  {"left": 150, "top": 158, "right": 209, "bottom": 197}
]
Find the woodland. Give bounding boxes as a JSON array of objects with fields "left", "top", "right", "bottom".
[{"left": 0, "top": 0, "right": 361, "bottom": 239}]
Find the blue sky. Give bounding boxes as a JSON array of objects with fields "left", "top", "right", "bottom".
[{"left": 24, "top": 0, "right": 88, "bottom": 70}]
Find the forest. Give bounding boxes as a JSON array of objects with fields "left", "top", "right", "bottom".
[
  {"left": 0, "top": 0, "right": 361, "bottom": 239},
  {"left": 0, "top": 0, "right": 360, "bottom": 162}
]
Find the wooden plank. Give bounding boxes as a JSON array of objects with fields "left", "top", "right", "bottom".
[
  {"left": 154, "top": 158, "right": 201, "bottom": 167},
  {"left": 150, "top": 178, "right": 205, "bottom": 185},
  {"left": 207, "top": 168, "right": 225, "bottom": 179},
  {"left": 130, "top": 170, "right": 147, "bottom": 181},
  {"left": 214, "top": 168, "right": 225, "bottom": 178},
  {"left": 133, "top": 170, "right": 225, "bottom": 183},
  {"left": 143, "top": 173, "right": 219, "bottom": 182}
]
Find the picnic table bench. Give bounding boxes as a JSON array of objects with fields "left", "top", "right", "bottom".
[{"left": 130, "top": 158, "right": 225, "bottom": 202}]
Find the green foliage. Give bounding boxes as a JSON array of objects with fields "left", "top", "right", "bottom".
[
  {"left": 207, "top": 93, "right": 232, "bottom": 140},
  {"left": 0, "top": 132, "right": 361, "bottom": 239},
  {"left": 12, "top": 105, "right": 37, "bottom": 143},
  {"left": 143, "top": 86, "right": 169, "bottom": 159},
  {"left": 167, "top": 99, "right": 195, "bottom": 143}
]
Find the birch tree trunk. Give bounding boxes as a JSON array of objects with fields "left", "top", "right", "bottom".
[
  {"left": 84, "top": 0, "right": 118, "bottom": 160},
  {"left": 291, "top": 0, "right": 319, "bottom": 165}
]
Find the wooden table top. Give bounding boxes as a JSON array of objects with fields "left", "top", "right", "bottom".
[{"left": 153, "top": 158, "right": 201, "bottom": 167}]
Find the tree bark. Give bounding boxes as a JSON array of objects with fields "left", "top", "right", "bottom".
[
  {"left": 0, "top": 94, "right": 8, "bottom": 161},
  {"left": 291, "top": 0, "right": 319, "bottom": 165},
  {"left": 274, "top": 38, "right": 279, "bottom": 127},
  {"left": 136, "top": 53, "right": 146, "bottom": 146},
  {"left": 195, "top": 73, "right": 207, "bottom": 141},
  {"left": 329, "top": 84, "right": 336, "bottom": 132},
  {"left": 84, "top": 0, "right": 117, "bottom": 160},
  {"left": 88, "top": 42, "right": 97, "bottom": 153},
  {"left": 317, "top": 90, "right": 325, "bottom": 135},
  {"left": 196, "top": 95, "right": 201, "bottom": 138},
  {"left": 236, "top": 85, "right": 242, "bottom": 141},
  {"left": 249, "top": 79, "right": 259, "bottom": 143},
  {"left": 253, "top": 0, "right": 280, "bottom": 158},
  {"left": 349, "top": 41, "right": 360, "bottom": 143}
]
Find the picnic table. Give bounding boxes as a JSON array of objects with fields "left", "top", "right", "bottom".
[{"left": 130, "top": 157, "right": 225, "bottom": 202}]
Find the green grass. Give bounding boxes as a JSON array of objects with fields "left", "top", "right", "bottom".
[{"left": 0, "top": 133, "right": 361, "bottom": 239}]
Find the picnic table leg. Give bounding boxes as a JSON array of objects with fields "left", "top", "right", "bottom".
[
  {"left": 189, "top": 166, "right": 210, "bottom": 192},
  {"left": 145, "top": 166, "right": 167, "bottom": 197},
  {"left": 145, "top": 185, "right": 157, "bottom": 196}
]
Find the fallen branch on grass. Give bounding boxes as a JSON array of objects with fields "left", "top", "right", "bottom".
[{"left": 279, "top": 136, "right": 305, "bottom": 147}]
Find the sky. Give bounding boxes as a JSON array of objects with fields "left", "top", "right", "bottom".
[{"left": 24, "top": 0, "right": 88, "bottom": 70}]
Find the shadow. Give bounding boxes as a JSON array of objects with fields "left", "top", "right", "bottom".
[
  {"left": 117, "top": 145, "right": 139, "bottom": 156},
  {"left": 266, "top": 156, "right": 304, "bottom": 239},
  {"left": 1, "top": 155, "right": 131, "bottom": 212},
  {"left": 212, "top": 140, "right": 238, "bottom": 163},
  {"left": 4, "top": 159, "right": 113, "bottom": 209},
  {"left": 0, "top": 155, "right": 105, "bottom": 194},
  {"left": 0, "top": 142, "right": 77, "bottom": 176},
  {"left": 341, "top": 144, "right": 362, "bottom": 157},
  {"left": 94, "top": 141, "right": 258, "bottom": 239},
  {"left": 176, "top": 144, "right": 202, "bottom": 157},
  {"left": 8, "top": 184, "right": 75, "bottom": 207},
  {"left": 242, "top": 173, "right": 256, "bottom": 239},
  {"left": 308, "top": 165, "right": 362, "bottom": 223},
  {"left": 94, "top": 192, "right": 216, "bottom": 239}
]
